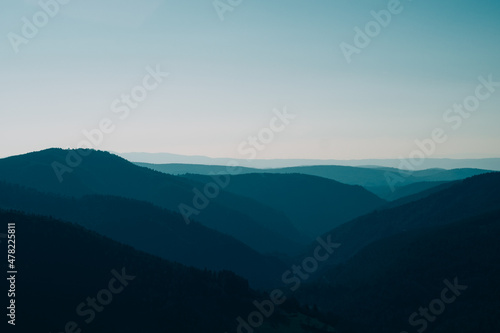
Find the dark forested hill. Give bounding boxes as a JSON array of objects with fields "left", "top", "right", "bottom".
[
  {"left": 0, "top": 149, "right": 304, "bottom": 254},
  {"left": 0, "top": 209, "right": 334, "bottom": 333},
  {"left": 0, "top": 181, "right": 287, "bottom": 288},
  {"left": 184, "top": 173, "right": 386, "bottom": 238},
  {"left": 295, "top": 209, "right": 500, "bottom": 333},
  {"left": 311, "top": 172, "right": 500, "bottom": 269}
]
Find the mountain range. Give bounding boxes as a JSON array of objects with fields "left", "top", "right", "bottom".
[
  {"left": 0, "top": 148, "right": 303, "bottom": 256},
  {"left": 1, "top": 148, "right": 499, "bottom": 332},
  {"left": 119, "top": 152, "right": 500, "bottom": 171},
  {"left": 137, "top": 162, "right": 491, "bottom": 200}
]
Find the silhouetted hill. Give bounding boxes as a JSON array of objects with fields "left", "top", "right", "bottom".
[
  {"left": 184, "top": 173, "right": 386, "bottom": 238},
  {"left": 0, "top": 148, "right": 303, "bottom": 254},
  {"left": 0, "top": 209, "right": 334, "bottom": 333},
  {"left": 312, "top": 172, "right": 500, "bottom": 269},
  {"left": 139, "top": 162, "right": 491, "bottom": 200},
  {"left": 267, "top": 166, "right": 490, "bottom": 199},
  {"left": 179, "top": 175, "right": 307, "bottom": 246},
  {"left": 0, "top": 181, "right": 286, "bottom": 288},
  {"left": 137, "top": 162, "right": 257, "bottom": 175},
  {"left": 296, "top": 209, "right": 500, "bottom": 332}
]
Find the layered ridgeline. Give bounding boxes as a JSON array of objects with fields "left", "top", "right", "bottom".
[
  {"left": 126, "top": 153, "right": 500, "bottom": 171},
  {"left": 0, "top": 148, "right": 306, "bottom": 255},
  {"left": 184, "top": 173, "right": 386, "bottom": 238},
  {"left": 136, "top": 162, "right": 491, "bottom": 200},
  {"left": 0, "top": 210, "right": 335, "bottom": 333},
  {"left": 0, "top": 181, "right": 286, "bottom": 288},
  {"left": 304, "top": 172, "right": 500, "bottom": 269}
]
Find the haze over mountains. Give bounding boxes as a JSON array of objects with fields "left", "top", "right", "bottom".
[
  {"left": 120, "top": 151, "right": 500, "bottom": 171},
  {"left": 1, "top": 148, "right": 499, "bottom": 332}
]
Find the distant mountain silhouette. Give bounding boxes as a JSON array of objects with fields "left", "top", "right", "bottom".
[
  {"left": 119, "top": 152, "right": 500, "bottom": 171},
  {"left": 0, "top": 209, "right": 333, "bottom": 333},
  {"left": 0, "top": 181, "right": 287, "bottom": 288},
  {"left": 0, "top": 148, "right": 304, "bottom": 254},
  {"left": 265, "top": 166, "right": 490, "bottom": 199},
  {"left": 139, "top": 162, "right": 491, "bottom": 200},
  {"left": 295, "top": 209, "right": 500, "bottom": 332},
  {"left": 184, "top": 173, "right": 386, "bottom": 237},
  {"left": 137, "top": 162, "right": 257, "bottom": 175}
]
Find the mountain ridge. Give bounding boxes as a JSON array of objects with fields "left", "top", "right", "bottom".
[{"left": 0, "top": 148, "right": 304, "bottom": 254}]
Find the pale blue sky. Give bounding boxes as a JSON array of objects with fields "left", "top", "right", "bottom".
[{"left": 1, "top": 0, "right": 499, "bottom": 159}]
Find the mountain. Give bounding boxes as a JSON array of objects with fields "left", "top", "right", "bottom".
[
  {"left": 0, "top": 209, "right": 335, "bottom": 333},
  {"left": 310, "top": 172, "right": 500, "bottom": 269},
  {"left": 117, "top": 152, "right": 500, "bottom": 171},
  {"left": 262, "top": 166, "right": 490, "bottom": 199},
  {"left": 2, "top": 149, "right": 498, "bottom": 332},
  {"left": 0, "top": 181, "right": 286, "bottom": 288},
  {"left": 138, "top": 162, "right": 491, "bottom": 200},
  {"left": 0, "top": 148, "right": 304, "bottom": 254},
  {"left": 179, "top": 175, "right": 307, "bottom": 246},
  {"left": 137, "top": 162, "right": 257, "bottom": 175},
  {"left": 184, "top": 173, "right": 386, "bottom": 238},
  {"left": 295, "top": 209, "right": 500, "bottom": 332}
]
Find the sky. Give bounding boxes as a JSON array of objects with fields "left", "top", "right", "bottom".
[{"left": 1, "top": 0, "right": 499, "bottom": 160}]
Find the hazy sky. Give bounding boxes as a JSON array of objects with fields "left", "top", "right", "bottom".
[{"left": 1, "top": 0, "right": 499, "bottom": 159}]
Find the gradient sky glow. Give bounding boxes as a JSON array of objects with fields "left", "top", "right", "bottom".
[{"left": 1, "top": 0, "right": 500, "bottom": 159}]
